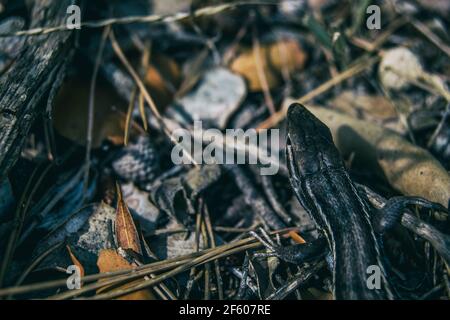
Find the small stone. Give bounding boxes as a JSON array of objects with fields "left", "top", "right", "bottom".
[
  {"left": 176, "top": 67, "right": 246, "bottom": 128},
  {"left": 379, "top": 47, "right": 423, "bottom": 90}
]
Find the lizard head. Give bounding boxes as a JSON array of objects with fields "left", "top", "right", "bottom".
[{"left": 286, "top": 103, "right": 343, "bottom": 176}]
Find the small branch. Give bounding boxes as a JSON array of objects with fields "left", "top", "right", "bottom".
[{"left": 0, "top": 2, "right": 278, "bottom": 38}]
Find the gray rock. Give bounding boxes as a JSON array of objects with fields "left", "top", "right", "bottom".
[
  {"left": 35, "top": 202, "right": 116, "bottom": 274},
  {"left": 177, "top": 67, "right": 246, "bottom": 128}
]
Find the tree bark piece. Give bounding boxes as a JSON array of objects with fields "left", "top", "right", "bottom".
[{"left": 0, "top": 0, "right": 74, "bottom": 179}]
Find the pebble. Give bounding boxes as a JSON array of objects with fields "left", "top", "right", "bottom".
[{"left": 176, "top": 67, "right": 246, "bottom": 129}]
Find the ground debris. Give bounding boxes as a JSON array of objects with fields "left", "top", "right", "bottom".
[{"left": 0, "top": 0, "right": 449, "bottom": 301}]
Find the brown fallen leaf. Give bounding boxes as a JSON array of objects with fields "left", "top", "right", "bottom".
[
  {"left": 176, "top": 48, "right": 209, "bottom": 98},
  {"left": 331, "top": 91, "right": 403, "bottom": 133},
  {"left": 96, "top": 249, "right": 155, "bottom": 300},
  {"left": 230, "top": 39, "right": 306, "bottom": 92},
  {"left": 53, "top": 76, "right": 135, "bottom": 147},
  {"left": 308, "top": 288, "right": 333, "bottom": 300},
  {"left": 331, "top": 91, "right": 397, "bottom": 121},
  {"left": 97, "top": 249, "right": 132, "bottom": 273},
  {"left": 376, "top": 135, "right": 450, "bottom": 206},
  {"left": 268, "top": 39, "right": 308, "bottom": 76},
  {"left": 66, "top": 245, "right": 85, "bottom": 279},
  {"left": 230, "top": 45, "right": 280, "bottom": 92},
  {"left": 144, "top": 54, "right": 181, "bottom": 108},
  {"left": 288, "top": 231, "right": 306, "bottom": 244},
  {"left": 284, "top": 100, "right": 450, "bottom": 207},
  {"left": 115, "top": 183, "right": 143, "bottom": 256}
]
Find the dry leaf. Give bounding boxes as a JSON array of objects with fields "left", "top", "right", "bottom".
[
  {"left": 121, "top": 182, "right": 160, "bottom": 233},
  {"left": 308, "top": 288, "right": 333, "bottom": 300},
  {"left": 176, "top": 48, "right": 209, "bottom": 98},
  {"left": 376, "top": 135, "right": 450, "bottom": 206},
  {"left": 96, "top": 249, "right": 154, "bottom": 300},
  {"left": 115, "top": 183, "right": 143, "bottom": 255},
  {"left": 332, "top": 91, "right": 397, "bottom": 120},
  {"left": 66, "top": 245, "right": 85, "bottom": 279},
  {"left": 230, "top": 45, "right": 280, "bottom": 92},
  {"left": 230, "top": 39, "right": 306, "bottom": 92},
  {"left": 331, "top": 91, "right": 403, "bottom": 133},
  {"left": 288, "top": 231, "right": 306, "bottom": 244},
  {"left": 32, "top": 202, "right": 115, "bottom": 273},
  {"left": 144, "top": 54, "right": 181, "bottom": 108},
  {"left": 53, "top": 76, "right": 130, "bottom": 147},
  {"left": 268, "top": 39, "right": 308, "bottom": 76},
  {"left": 97, "top": 249, "right": 134, "bottom": 273}
]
